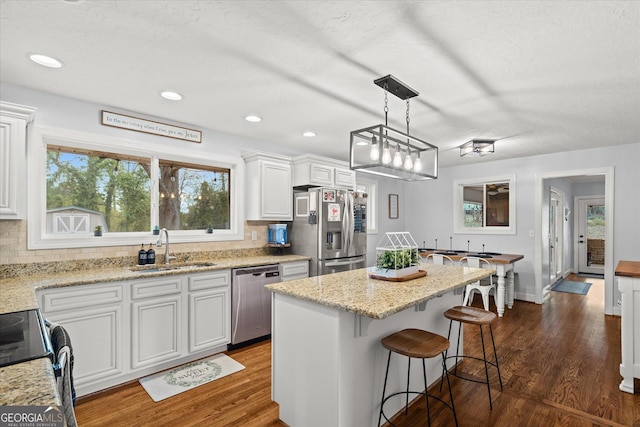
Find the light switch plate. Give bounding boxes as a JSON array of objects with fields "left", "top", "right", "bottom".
[
  {"left": 529, "top": 229, "right": 535, "bottom": 237},
  {"left": 251, "top": 231, "right": 257, "bottom": 240}
]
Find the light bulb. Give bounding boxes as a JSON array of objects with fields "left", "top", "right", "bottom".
[
  {"left": 369, "top": 136, "right": 380, "bottom": 161},
  {"left": 393, "top": 145, "right": 403, "bottom": 167},
  {"left": 413, "top": 151, "right": 423, "bottom": 172},
  {"left": 381, "top": 141, "right": 392, "bottom": 164},
  {"left": 404, "top": 149, "right": 413, "bottom": 170}
]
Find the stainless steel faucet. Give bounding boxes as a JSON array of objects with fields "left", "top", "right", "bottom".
[{"left": 157, "top": 228, "right": 176, "bottom": 264}]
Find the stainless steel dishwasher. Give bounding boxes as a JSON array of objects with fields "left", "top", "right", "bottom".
[{"left": 230, "top": 264, "right": 280, "bottom": 347}]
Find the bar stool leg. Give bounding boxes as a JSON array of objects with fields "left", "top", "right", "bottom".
[
  {"left": 441, "top": 353, "right": 459, "bottom": 427},
  {"left": 490, "top": 325, "right": 504, "bottom": 390},
  {"left": 479, "top": 325, "right": 493, "bottom": 410},
  {"left": 422, "top": 358, "right": 432, "bottom": 427},
  {"left": 405, "top": 358, "right": 411, "bottom": 414},
  {"left": 378, "top": 350, "right": 392, "bottom": 427},
  {"left": 439, "top": 320, "right": 454, "bottom": 392}
]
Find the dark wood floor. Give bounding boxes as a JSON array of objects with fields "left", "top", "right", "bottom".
[{"left": 75, "top": 274, "right": 640, "bottom": 426}]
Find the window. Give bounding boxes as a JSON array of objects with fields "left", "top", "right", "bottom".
[
  {"left": 158, "top": 160, "right": 230, "bottom": 230},
  {"left": 356, "top": 178, "right": 378, "bottom": 234},
  {"left": 47, "top": 146, "right": 151, "bottom": 233},
  {"left": 29, "top": 126, "right": 245, "bottom": 249},
  {"left": 453, "top": 175, "right": 516, "bottom": 235}
]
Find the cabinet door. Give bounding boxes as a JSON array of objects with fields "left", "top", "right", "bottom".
[
  {"left": 261, "top": 160, "right": 292, "bottom": 219},
  {"left": 189, "top": 286, "right": 230, "bottom": 352},
  {"left": 334, "top": 168, "right": 356, "bottom": 190},
  {"left": 0, "top": 113, "right": 31, "bottom": 219},
  {"left": 45, "top": 304, "right": 123, "bottom": 387},
  {"left": 309, "top": 163, "right": 334, "bottom": 186},
  {"left": 131, "top": 294, "right": 182, "bottom": 369}
]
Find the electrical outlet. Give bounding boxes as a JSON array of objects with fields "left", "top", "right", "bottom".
[
  {"left": 251, "top": 231, "right": 257, "bottom": 241},
  {"left": 529, "top": 229, "right": 535, "bottom": 237}
]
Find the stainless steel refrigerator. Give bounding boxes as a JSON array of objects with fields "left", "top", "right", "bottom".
[{"left": 289, "top": 188, "right": 367, "bottom": 276}]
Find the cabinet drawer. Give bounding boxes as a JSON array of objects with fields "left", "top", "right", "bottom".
[
  {"left": 281, "top": 261, "right": 309, "bottom": 279},
  {"left": 131, "top": 277, "right": 182, "bottom": 300},
  {"left": 188, "top": 270, "right": 231, "bottom": 292},
  {"left": 41, "top": 283, "right": 124, "bottom": 313}
]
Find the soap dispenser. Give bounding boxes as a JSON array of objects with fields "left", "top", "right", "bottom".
[
  {"left": 146, "top": 243, "right": 156, "bottom": 265},
  {"left": 138, "top": 244, "right": 147, "bottom": 265}
]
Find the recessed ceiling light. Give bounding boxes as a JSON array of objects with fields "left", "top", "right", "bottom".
[
  {"left": 160, "top": 91, "right": 183, "bottom": 101},
  {"left": 29, "top": 54, "right": 63, "bottom": 68},
  {"left": 245, "top": 115, "right": 262, "bottom": 123},
  {"left": 302, "top": 131, "right": 316, "bottom": 137}
]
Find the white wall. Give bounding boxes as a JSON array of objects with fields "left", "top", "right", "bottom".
[{"left": 404, "top": 143, "right": 640, "bottom": 307}]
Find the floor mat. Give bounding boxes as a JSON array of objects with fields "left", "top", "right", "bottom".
[
  {"left": 551, "top": 279, "right": 592, "bottom": 295},
  {"left": 139, "top": 354, "right": 245, "bottom": 402}
]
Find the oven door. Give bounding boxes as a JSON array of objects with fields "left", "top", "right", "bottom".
[{"left": 318, "top": 255, "right": 366, "bottom": 276}]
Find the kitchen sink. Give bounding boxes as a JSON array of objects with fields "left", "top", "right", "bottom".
[{"left": 131, "top": 262, "right": 217, "bottom": 273}]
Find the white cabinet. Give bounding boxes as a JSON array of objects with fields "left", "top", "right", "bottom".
[
  {"left": 292, "top": 154, "right": 355, "bottom": 190},
  {"left": 617, "top": 267, "right": 640, "bottom": 394},
  {"left": 0, "top": 102, "right": 36, "bottom": 219},
  {"left": 244, "top": 153, "right": 293, "bottom": 220},
  {"left": 280, "top": 260, "right": 310, "bottom": 282},
  {"left": 188, "top": 271, "right": 231, "bottom": 352},
  {"left": 38, "top": 282, "right": 125, "bottom": 396},
  {"left": 130, "top": 276, "right": 183, "bottom": 369}
]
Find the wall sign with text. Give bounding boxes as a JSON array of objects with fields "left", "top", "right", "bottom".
[{"left": 101, "top": 110, "right": 202, "bottom": 143}]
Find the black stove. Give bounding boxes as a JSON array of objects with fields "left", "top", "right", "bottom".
[{"left": 0, "top": 309, "right": 53, "bottom": 368}]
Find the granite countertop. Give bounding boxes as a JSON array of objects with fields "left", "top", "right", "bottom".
[
  {"left": 266, "top": 264, "right": 494, "bottom": 319},
  {"left": 0, "top": 253, "right": 309, "bottom": 406},
  {"left": 0, "top": 254, "right": 309, "bottom": 314}
]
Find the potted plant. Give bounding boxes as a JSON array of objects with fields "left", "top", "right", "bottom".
[
  {"left": 94, "top": 225, "right": 102, "bottom": 237},
  {"left": 152, "top": 225, "right": 160, "bottom": 235},
  {"left": 376, "top": 248, "right": 419, "bottom": 278},
  {"left": 374, "top": 232, "right": 420, "bottom": 278},
  {"left": 206, "top": 225, "right": 213, "bottom": 234}
]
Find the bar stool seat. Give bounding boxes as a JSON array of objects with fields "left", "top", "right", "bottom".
[
  {"left": 378, "top": 328, "right": 458, "bottom": 427},
  {"left": 441, "top": 306, "right": 503, "bottom": 410}
]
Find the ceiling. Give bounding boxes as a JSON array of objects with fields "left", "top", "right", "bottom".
[{"left": 1, "top": 0, "right": 639, "bottom": 167}]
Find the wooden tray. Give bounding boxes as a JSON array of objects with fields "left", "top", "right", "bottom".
[{"left": 369, "top": 270, "right": 427, "bottom": 282}]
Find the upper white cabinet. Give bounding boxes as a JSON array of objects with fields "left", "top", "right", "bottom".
[
  {"left": 0, "top": 102, "right": 36, "bottom": 220},
  {"left": 292, "top": 154, "right": 355, "bottom": 190},
  {"left": 244, "top": 153, "right": 292, "bottom": 220}
]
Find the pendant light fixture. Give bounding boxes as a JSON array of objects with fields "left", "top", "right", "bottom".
[{"left": 350, "top": 75, "right": 438, "bottom": 180}]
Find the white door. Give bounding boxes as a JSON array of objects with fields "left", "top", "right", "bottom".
[
  {"left": 576, "top": 197, "right": 605, "bottom": 274},
  {"left": 549, "top": 190, "right": 560, "bottom": 284}
]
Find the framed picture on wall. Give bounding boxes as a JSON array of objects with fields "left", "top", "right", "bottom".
[{"left": 389, "top": 194, "right": 399, "bottom": 219}]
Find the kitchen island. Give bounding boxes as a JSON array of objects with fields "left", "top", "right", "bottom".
[{"left": 266, "top": 264, "right": 494, "bottom": 427}]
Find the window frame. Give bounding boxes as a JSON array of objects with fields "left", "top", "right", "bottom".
[
  {"left": 28, "top": 125, "right": 245, "bottom": 249},
  {"left": 453, "top": 174, "right": 516, "bottom": 235},
  {"left": 356, "top": 177, "right": 378, "bottom": 234}
]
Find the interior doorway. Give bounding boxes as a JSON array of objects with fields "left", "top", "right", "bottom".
[
  {"left": 576, "top": 197, "right": 605, "bottom": 275},
  {"left": 549, "top": 188, "right": 564, "bottom": 285}
]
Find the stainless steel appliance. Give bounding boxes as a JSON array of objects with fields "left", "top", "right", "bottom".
[
  {"left": 289, "top": 188, "right": 367, "bottom": 276},
  {"left": 0, "top": 309, "right": 52, "bottom": 367},
  {"left": 230, "top": 264, "right": 280, "bottom": 347}
]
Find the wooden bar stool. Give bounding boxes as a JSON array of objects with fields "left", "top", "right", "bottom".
[
  {"left": 378, "top": 328, "right": 458, "bottom": 427},
  {"left": 441, "top": 306, "right": 503, "bottom": 409}
]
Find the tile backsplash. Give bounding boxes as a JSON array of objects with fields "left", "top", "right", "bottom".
[{"left": 0, "top": 220, "right": 271, "bottom": 265}]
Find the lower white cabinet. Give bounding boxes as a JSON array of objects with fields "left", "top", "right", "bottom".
[
  {"left": 39, "top": 282, "right": 126, "bottom": 395},
  {"left": 617, "top": 273, "right": 640, "bottom": 394},
  {"left": 188, "top": 271, "right": 231, "bottom": 353},
  {"left": 37, "top": 270, "right": 231, "bottom": 397}
]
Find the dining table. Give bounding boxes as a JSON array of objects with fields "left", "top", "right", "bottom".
[{"left": 420, "top": 250, "right": 524, "bottom": 317}]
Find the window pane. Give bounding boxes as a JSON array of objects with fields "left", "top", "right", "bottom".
[
  {"left": 463, "top": 185, "right": 483, "bottom": 227},
  {"left": 46, "top": 148, "right": 151, "bottom": 233},
  {"left": 158, "top": 161, "right": 230, "bottom": 230},
  {"left": 485, "top": 182, "right": 509, "bottom": 226}
]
